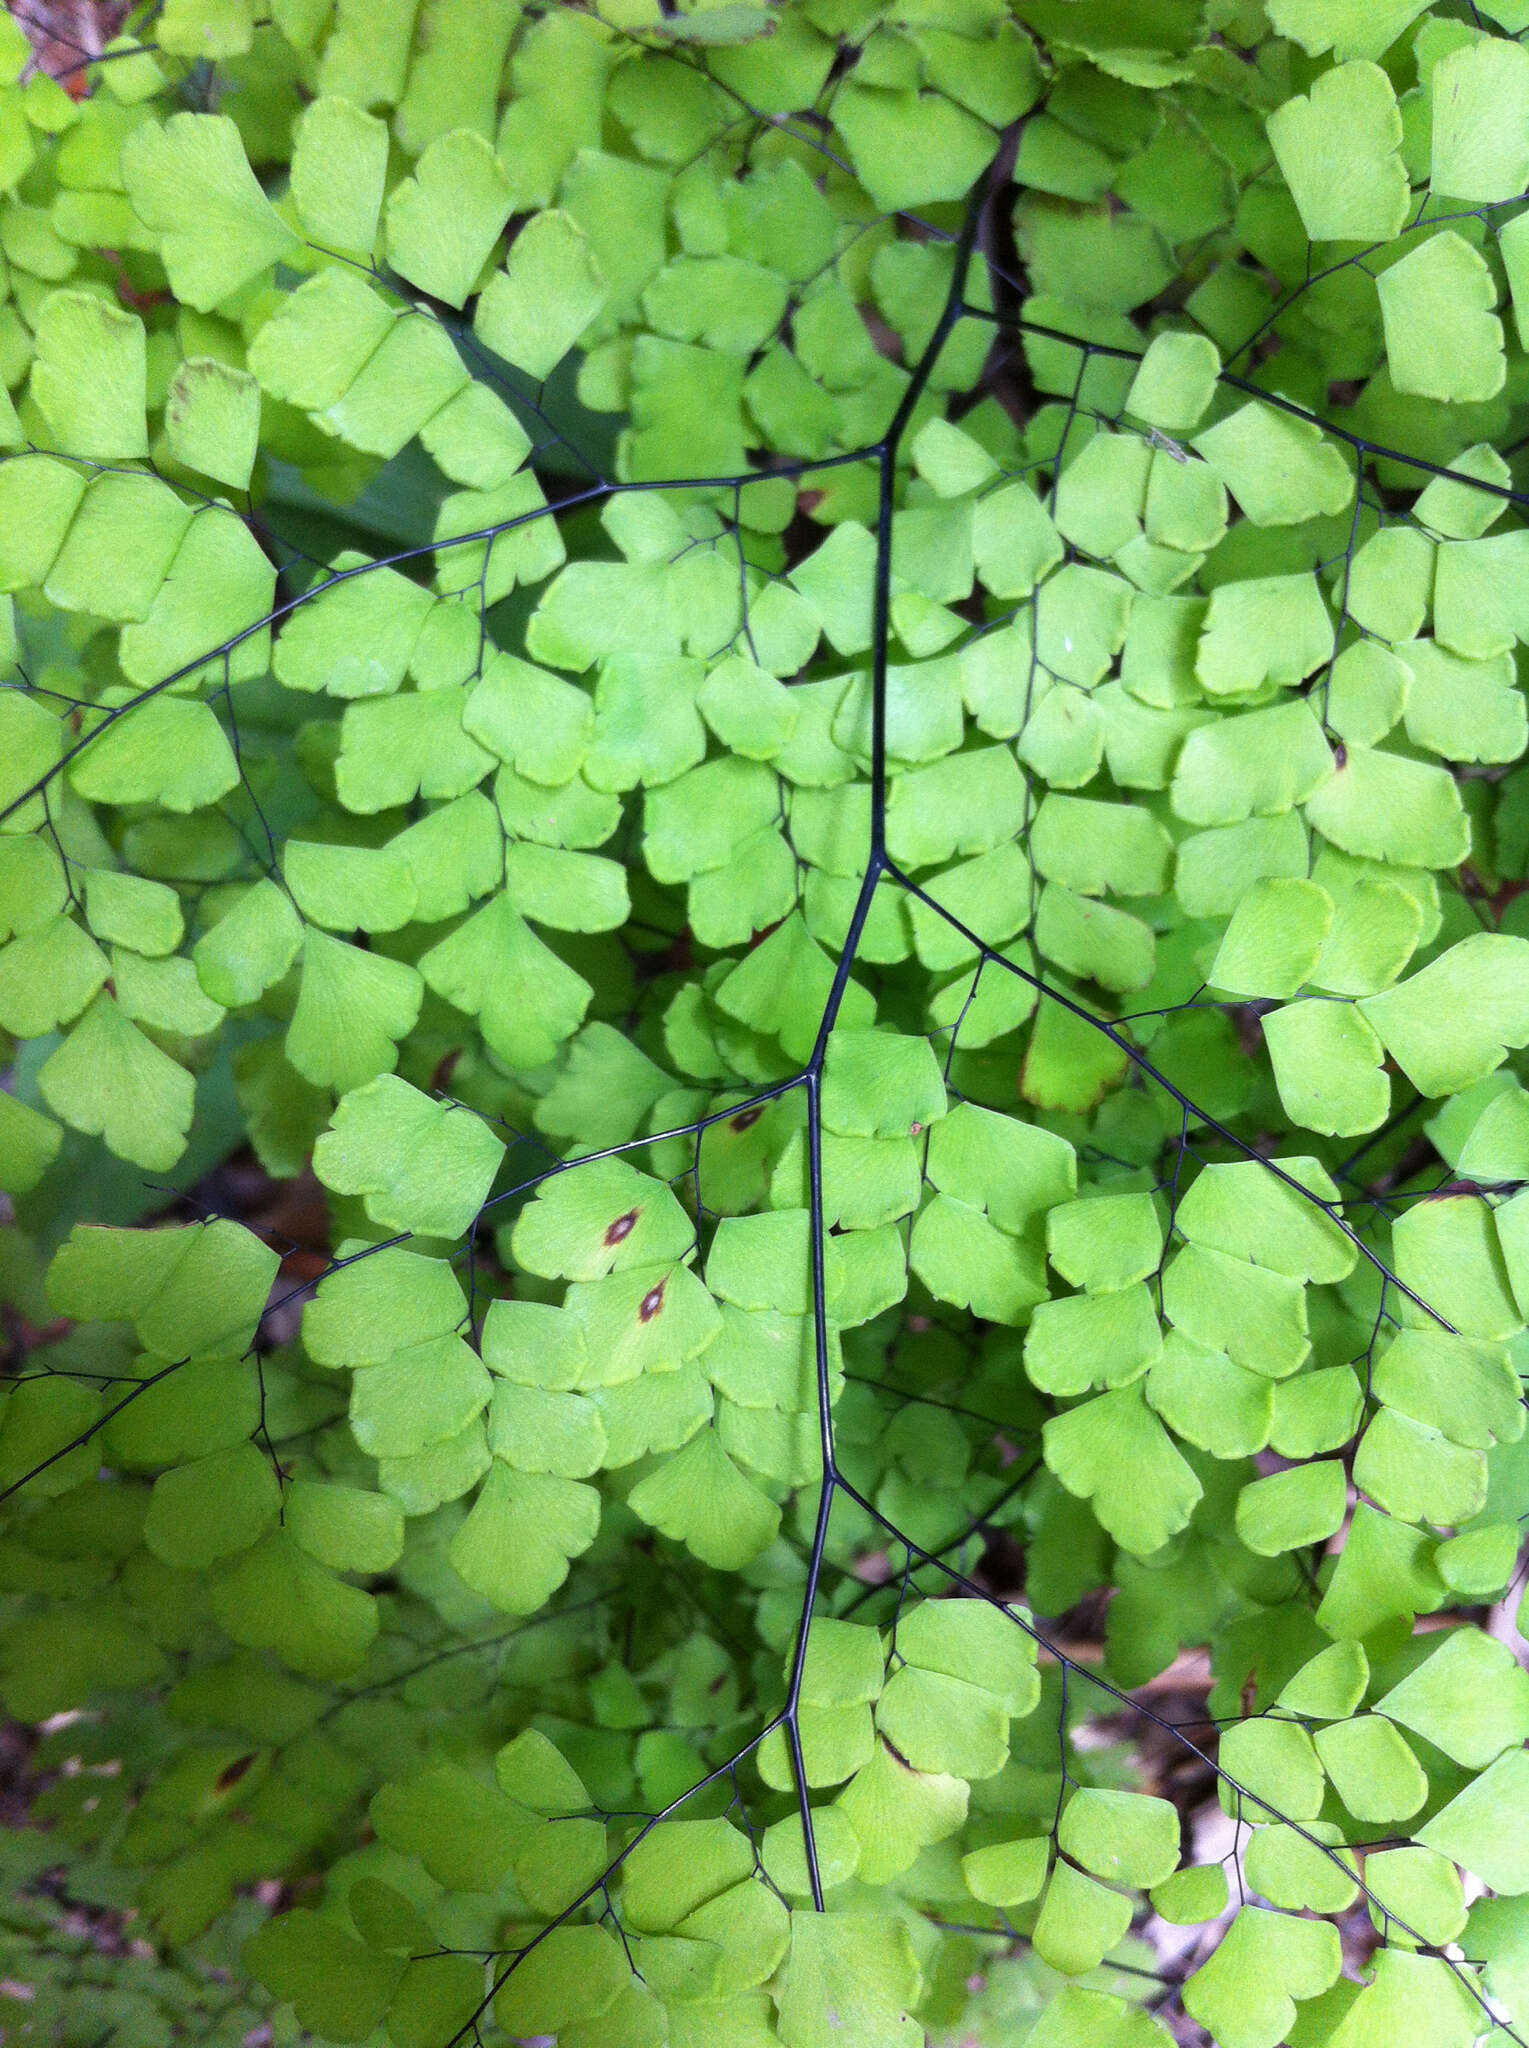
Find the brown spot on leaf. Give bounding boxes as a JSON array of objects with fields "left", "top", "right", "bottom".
[
  {"left": 604, "top": 1209, "right": 639, "bottom": 1247},
  {"left": 639, "top": 1280, "right": 666, "bottom": 1322},
  {"left": 214, "top": 1753, "right": 257, "bottom": 1794},
  {"left": 731, "top": 1106, "right": 763, "bottom": 1133}
]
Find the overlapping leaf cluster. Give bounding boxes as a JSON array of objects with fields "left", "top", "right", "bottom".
[{"left": 5, "top": 1, "right": 1529, "bottom": 2044}]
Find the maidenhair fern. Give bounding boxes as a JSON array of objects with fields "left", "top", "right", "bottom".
[{"left": 4, "top": 3, "right": 1529, "bottom": 2046}]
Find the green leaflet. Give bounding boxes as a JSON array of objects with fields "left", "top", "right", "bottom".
[
  {"left": 345, "top": 1324, "right": 489, "bottom": 1447},
  {"left": 1420, "top": 1746, "right": 1529, "bottom": 1893},
  {"left": 1147, "top": 1335, "right": 1273, "bottom": 1461},
  {"left": 119, "top": 507, "right": 276, "bottom": 690},
  {"left": 1194, "top": 402, "right": 1353, "bottom": 528},
  {"left": 1391, "top": 1196, "right": 1520, "bottom": 1343},
  {"left": 1126, "top": 335, "right": 1219, "bottom": 435},
  {"left": 822, "top": 1027, "right": 946, "bottom": 1139},
  {"left": 83, "top": 870, "right": 182, "bottom": 958},
  {"left": 1360, "top": 934, "right": 1529, "bottom": 1095},
  {"left": 564, "top": 1259, "right": 722, "bottom": 1381},
  {"left": 1170, "top": 699, "right": 1333, "bottom": 827},
  {"left": 1375, "top": 1627, "right": 1529, "bottom": 1768},
  {"left": 513, "top": 1158, "right": 694, "bottom": 1282},
  {"left": 122, "top": 112, "right": 299, "bottom": 310},
  {"left": 1245, "top": 1819, "right": 1358, "bottom": 1915},
  {"left": 776, "top": 1912, "right": 922, "bottom": 2048},
  {"left": 962, "top": 1835, "right": 1050, "bottom": 1910},
  {"left": 0, "top": 1090, "right": 62, "bottom": 1195},
  {"left": 1043, "top": 1384, "right": 1202, "bottom": 1555},
  {"left": 1024, "top": 1284, "right": 1162, "bottom": 1397},
  {"left": 284, "top": 1481, "right": 403, "bottom": 1574},
  {"left": 371, "top": 1758, "right": 530, "bottom": 1893},
  {"left": 450, "top": 1464, "right": 598, "bottom": 1614},
  {"left": 38, "top": 994, "right": 196, "bottom": 1170},
  {"left": 289, "top": 95, "right": 387, "bottom": 258},
  {"left": 1032, "top": 1858, "right": 1133, "bottom": 1977},
  {"left": 305, "top": 1247, "right": 465, "bottom": 1369},
  {"left": 243, "top": 1912, "right": 402, "bottom": 2043},
  {"left": 144, "top": 1441, "right": 280, "bottom": 1568},
  {"left": 1304, "top": 744, "right": 1470, "bottom": 869},
  {"left": 1030, "top": 795, "right": 1173, "bottom": 897},
  {"left": 1274, "top": 1364, "right": 1362, "bottom": 1454},
  {"left": 420, "top": 898, "right": 588, "bottom": 1063},
  {"left": 1195, "top": 572, "right": 1334, "bottom": 697},
  {"left": 319, "top": 318, "right": 472, "bottom": 459},
  {"left": 247, "top": 265, "right": 395, "bottom": 411},
  {"left": 896, "top": 1598, "right": 1038, "bottom": 1718},
  {"left": 465, "top": 650, "right": 593, "bottom": 782},
  {"left": 1266, "top": 60, "right": 1409, "bottom": 243},
  {"left": 193, "top": 881, "right": 303, "bottom": 1007},
  {"left": 1047, "top": 1191, "right": 1163, "bottom": 1292},
  {"left": 1235, "top": 1462, "right": 1347, "bottom": 1555},
  {"left": 312, "top": 1076, "right": 506, "bottom": 1239},
  {"left": 1314, "top": 1716, "right": 1427, "bottom": 1824},
  {"left": 1176, "top": 1157, "right": 1354, "bottom": 1283},
  {"left": 834, "top": 83, "right": 997, "bottom": 215},
  {"left": 0, "top": 689, "right": 65, "bottom": 828},
  {"left": 70, "top": 696, "right": 238, "bottom": 813},
  {"left": 476, "top": 209, "right": 609, "bottom": 380},
  {"left": 1164, "top": 1244, "right": 1309, "bottom": 1378},
  {"left": 48, "top": 475, "right": 192, "bottom": 624},
  {"left": 1376, "top": 232, "right": 1507, "bottom": 405},
  {"left": 627, "top": 1427, "right": 780, "bottom": 1570},
  {"left": 273, "top": 558, "right": 436, "bottom": 701},
  {"left": 1183, "top": 1908, "right": 1340, "bottom": 2048},
  {"left": 384, "top": 129, "right": 511, "bottom": 310},
  {"left": 1209, "top": 878, "right": 1332, "bottom": 998},
  {"left": 621, "top": 1817, "right": 755, "bottom": 1933},
  {"left": 0, "top": 915, "right": 107, "bottom": 1036},
  {"left": 1264, "top": 1000, "right": 1391, "bottom": 1138},
  {"left": 334, "top": 689, "right": 493, "bottom": 811},
  {"left": 491, "top": 1925, "right": 629, "bottom": 2038},
  {"left": 1328, "top": 1950, "right": 1481, "bottom": 2048},
  {"left": 211, "top": 1527, "right": 378, "bottom": 1680},
  {"left": 49, "top": 1217, "right": 277, "bottom": 1357},
  {"left": 1266, "top": 0, "right": 1430, "bottom": 60},
  {"left": 283, "top": 839, "right": 416, "bottom": 934},
  {"left": 1430, "top": 36, "right": 1529, "bottom": 204},
  {"left": 287, "top": 929, "right": 423, "bottom": 1094},
  {"left": 164, "top": 357, "right": 260, "bottom": 491},
  {"left": 31, "top": 290, "right": 147, "bottom": 460},
  {"left": 1059, "top": 1788, "right": 1178, "bottom": 1889}
]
